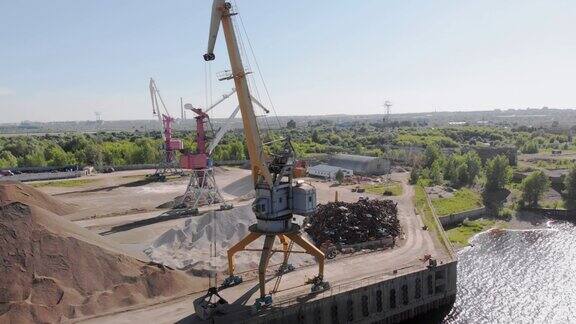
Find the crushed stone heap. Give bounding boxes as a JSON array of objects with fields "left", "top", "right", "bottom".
[{"left": 146, "top": 205, "right": 314, "bottom": 275}]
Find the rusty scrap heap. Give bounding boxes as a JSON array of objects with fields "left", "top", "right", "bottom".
[{"left": 306, "top": 199, "right": 400, "bottom": 245}]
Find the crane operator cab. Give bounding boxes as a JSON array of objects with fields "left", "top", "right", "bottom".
[{"left": 252, "top": 139, "right": 317, "bottom": 233}]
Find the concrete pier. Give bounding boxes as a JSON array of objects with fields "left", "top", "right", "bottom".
[{"left": 197, "top": 261, "right": 457, "bottom": 324}]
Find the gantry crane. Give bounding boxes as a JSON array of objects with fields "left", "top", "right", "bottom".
[
  {"left": 179, "top": 88, "right": 270, "bottom": 210},
  {"left": 179, "top": 89, "right": 236, "bottom": 209},
  {"left": 149, "top": 78, "right": 184, "bottom": 179},
  {"left": 202, "top": 0, "right": 328, "bottom": 308}
]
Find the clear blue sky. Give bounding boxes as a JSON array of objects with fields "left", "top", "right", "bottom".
[{"left": 1, "top": 0, "right": 575, "bottom": 122}]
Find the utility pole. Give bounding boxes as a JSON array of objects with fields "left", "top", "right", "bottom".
[
  {"left": 180, "top": 97, "right": 185, "bottom": 120},
  {"left": 383, "top": 100, "right": 392, "bottom": 124}
]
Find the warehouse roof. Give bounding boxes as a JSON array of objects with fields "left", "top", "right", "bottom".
[
  {"left": 308, "top": 164, "right": 351, "bottom": 173},
  {"left": 331, "top": 154, "right": 378, "bottom": 163},
  {"left": 328, "top": 154, "right": 382, "bottom": 171}
]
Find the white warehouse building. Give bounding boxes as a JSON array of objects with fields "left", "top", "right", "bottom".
[{"left": 307, "top": 164, "right": 353, "bottom": 180}]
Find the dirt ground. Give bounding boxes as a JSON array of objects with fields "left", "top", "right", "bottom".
[
  {"left": 24, "top": 168, "right": 450, "bottom": 323},
  {"left": 30, "top": 170, "right": 417, "bottom": 259},
  {"left": 39, "top": 168, "right": 252, "bottom": 222},
  {"left": 77, "top": 171, "right": 451, "bottom": 324},
  {"left": 425, "top": 185, "right": 456, "bottom": 199},
  {"left": 28, "top": 168, "right": 253, "bottom": 256}
]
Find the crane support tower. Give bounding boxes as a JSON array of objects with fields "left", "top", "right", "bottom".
[
  {"left": 179, "top": 89, "right": 269, "bottom": 210},
  {"left": 180, "top": 105, "right": 223, "bottom": 209},
  {"left": 149, "top": 78, "right": 184, "bottom": 179},
  {"left": 201, "top": 0, "right": 328, "bottom": 309},
  {"left": 179, "top": 89, "right": 236, "bottom": 209}
]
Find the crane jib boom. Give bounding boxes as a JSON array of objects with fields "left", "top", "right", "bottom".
[
  {"left": 205, "top": 0, "right": 272, "bottom": 188},
  {"left": 205, "top": 88, "right": 236, "bottom": 114},
  {"left": 199, "top": 1, "right": 326, "bottom": 308},
  {"left": 208, "top": 105, "right": 240, "bottom": 155}
]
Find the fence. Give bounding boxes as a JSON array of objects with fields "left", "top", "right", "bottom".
[
  {"left": 522, "top": 207, "right": 576, "bottom": 221},
  {"left": 94, "top": 164, "right": 157, "bottom": 172},
  {"left": 423, "top": 190, "right": 456, "bottom": 259},
  {"left": 0, "top": 170, "right": 84, "bottom": 182}
]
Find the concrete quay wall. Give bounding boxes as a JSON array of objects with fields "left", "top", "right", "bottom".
[
  {"left": 439, "top": 207, "right": 487, "bottom": 227},
  {"left": 249, "top": 261, "right": 457, "bottom": 324}
]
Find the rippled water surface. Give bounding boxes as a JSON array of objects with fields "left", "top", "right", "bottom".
[{"left": 445, "top": 222, "right": 576, "bottom": 323}]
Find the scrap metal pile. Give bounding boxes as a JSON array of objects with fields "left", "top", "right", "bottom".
[{"left": 306, "top": 199, "right": 400, "bottom": 246}]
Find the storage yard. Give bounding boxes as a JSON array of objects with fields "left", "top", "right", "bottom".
[
  {"left": 0, "top": 165, "right": 456, "bottom": 323},
  {"left": 0, "top": 1, "right": 457, "bottom": 323}
]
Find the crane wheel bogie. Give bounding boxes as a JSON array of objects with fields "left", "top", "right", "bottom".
[
  {"left": 253, "top": 295, "right": 273, "bottom": 311},
  {"left": 276, "top": 263, "right": 295, "bottom": 275},
  {"left": 221, "top": 275, "right": 243, "bottom": 288},
  {"left": 311, "top": 281, "right": 330, "bottom": 293}
]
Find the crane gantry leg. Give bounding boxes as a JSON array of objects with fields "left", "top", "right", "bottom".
[
  {"left": 278, "top": 235, "right": 290, "bottom": 265},
  {"left": 285, "top": 233, "right": 325, "bottom": 282},
  {"left": 223, "top": 230, "right": 328, "bottom": 298},
  {"left": 223, "top": 231, "right": 262, "bottom": 287},
  {"left": 257, "top": 235, "right": 276, "bottom": 302}
]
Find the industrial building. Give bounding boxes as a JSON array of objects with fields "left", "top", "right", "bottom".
[
  {"left": 328, "top": 154, "right": 391, "bottom": 175},
  {"left": 307, "top": 164, "right": 353, "bottom": 180},
  {"left": 471, "top": 146, "right": 518, "bottom": 166}
]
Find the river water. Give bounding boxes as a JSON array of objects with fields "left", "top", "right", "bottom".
[{"left": 443, "top": 222, "right": 576, "bottom": 323}]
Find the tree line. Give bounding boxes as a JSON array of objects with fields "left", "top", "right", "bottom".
[{"left": 0, "top": 132, "right": 247, "bottom": 169}]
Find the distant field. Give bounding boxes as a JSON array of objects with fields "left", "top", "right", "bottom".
[
  {"left": 432, "top": 188, "right": 483, "bottom": 216},
  {"left": 363, "top": 182, "right": 403, "bottom": 196},
  {"left": 31, "top": 178, "right": 97, "bottom": 188}
]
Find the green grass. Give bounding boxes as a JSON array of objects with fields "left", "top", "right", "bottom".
[
  {"left": 431, "top": 188, "right": 483, "bottom": 216},
  {"left": 415, "top": 186, "right": 435, "bottom": 230},
  {"left": 31, "top": 178, "right": 97, "bottom": 188},
  {"left": 540, "top": 200, "right": 566, "bottom": 210},
  {"left": 534, "top": 159, "right": 573, "bottom": 170},
  {"left": 363, "top": 182, "right": 403, "bottom": 196},
  {"left": 446, "top": 219, "right": 504, "bottom": 247},
  {"left": 414, "top": 185, "right": 453, "bottom": 256}
]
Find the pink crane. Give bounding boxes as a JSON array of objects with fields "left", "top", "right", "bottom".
[
  {"left": 178, "top": 88, "right": 270, "bottom": 209},
  {"left": 149, "top": 78, "right": 183, "bottom": 178}
]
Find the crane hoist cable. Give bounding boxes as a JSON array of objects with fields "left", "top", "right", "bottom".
[
  {"left": 234, "top": 0, "right": 282, "bottom": 129},
  {"left": 229, "top": 2, "right": 273, "bottom": 134},
  {"left": 199, "top": 1, "right": 328, "bottom": 309}
]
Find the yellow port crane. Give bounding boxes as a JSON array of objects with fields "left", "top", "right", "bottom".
[{"left": 203, "top": 0, "right": 328, "bottom": 308}]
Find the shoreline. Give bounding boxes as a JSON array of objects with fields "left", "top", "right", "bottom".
[{"left": 448, "top": 211, "right": 553, "bottom": 251}]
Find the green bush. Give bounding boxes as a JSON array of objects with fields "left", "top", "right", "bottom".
[{"left": 521, "top": 170, "right": 550, "bottom": 207}]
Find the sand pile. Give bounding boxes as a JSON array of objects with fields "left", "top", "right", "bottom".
[
  {"left": 0, "top": 180, "right": 76, "bottom": 215},
  {"left": 221, "top": 175, "right": 255, "bottom": 200},
  {"left": 0, "top": 182, "right": 198, "bottom": 323},
  {"left": 146, "top": 205, "right": 314, "bottom": 275}
]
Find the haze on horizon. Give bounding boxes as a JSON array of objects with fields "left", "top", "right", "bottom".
[{"left": 1, "top": 0, "right": 575, "bottom": 123}]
